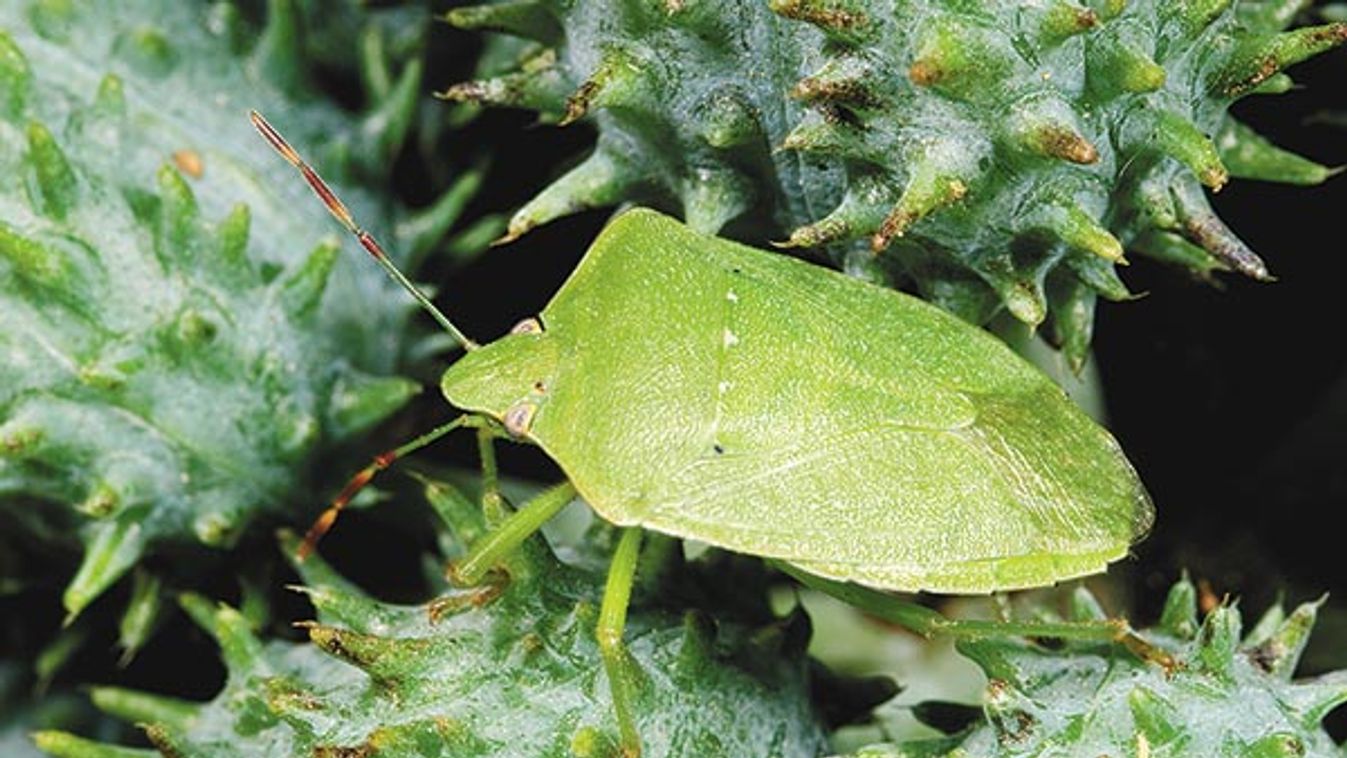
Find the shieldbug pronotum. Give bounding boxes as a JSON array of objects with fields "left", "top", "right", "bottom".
[{"left": 253, "top": 110, "right": 1155, "bottom": 757}]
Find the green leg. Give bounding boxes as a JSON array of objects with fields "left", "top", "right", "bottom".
[
  {"left": 475, "top": 425, "right": 508, "bottom": 524},
  {"left": 448, "top": 481, "right": 577, "bottom": 586},
  {"left": 777, "top": 562, "right": 1177, "bottom": 670},
  {"left": 598, "top": 528, "right": 645, "bottom": 758},
  {"left": 432, "top": 481, "right": 576, "bottom": 621}
]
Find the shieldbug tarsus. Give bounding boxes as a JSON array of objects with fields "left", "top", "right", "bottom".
[{"left": 252, "top": 110, "right": 1160, "bottom": 757}]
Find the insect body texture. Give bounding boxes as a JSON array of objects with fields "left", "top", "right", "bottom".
[{"left": 441, "top": 209, "right": 1153, "bottom": 594}]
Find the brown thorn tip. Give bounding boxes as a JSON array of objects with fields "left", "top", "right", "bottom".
[
  {"left": 434, "top": 82, "right": 478, "bottom": 102},
  {"left": 909, "top": 60, "right": 941, "bottom": 86},
  {"left": 491, "top": 228, "right": 525, "bottom": 247}
]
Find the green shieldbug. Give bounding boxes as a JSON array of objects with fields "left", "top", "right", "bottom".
[{"left": 252, "top": 111, "right": 1154, "bottom": 756}]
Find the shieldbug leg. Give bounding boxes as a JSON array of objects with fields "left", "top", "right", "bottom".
[
  {"left": 598, "top": 528, "right": 646, "bottom": 758},
  {"left": 446, "top": 482, "right": 578, "bottom": 587},
  {"left": 778, "top": 563, "right": 1179, "bottom": 672},
  {"left": 475, "top": 425, "right": 509, "bottom": 524},
  {"left": 296, "top": 416, "right": 472, "bottom": 560},
  {"left": 436, "top": 426, "right": 508, "bottom": 585}
]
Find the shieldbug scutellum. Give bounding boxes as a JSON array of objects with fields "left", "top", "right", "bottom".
[{"left": 252, "top": 111, "right": 1157, "bottom": 755}]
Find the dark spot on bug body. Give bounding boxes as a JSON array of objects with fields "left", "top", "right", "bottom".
[{"left": 713, "top": 443, "right": 725, "bottom": 454}]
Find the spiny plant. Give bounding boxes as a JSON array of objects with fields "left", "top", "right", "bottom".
[
  {"left": 32, "top": 475, "right": 835, "bottom": 758},
  {"left": 0, "top": 0, "right": 482, "bottom": 627},
  {"left": 204, "top": 0, "right": 432, "bottom": 184},
  {"left": 445, "top": 0, "right": 1346, "bottom": 368},
  {"left": 232, "top": 0, "right": 433, "bottom": 83},
  {"left": 1313, "top": 3, "right": 1347, "bottom": 126},
  {"left": 228, "top": 0, "right": 504, "bottom": 209},
  {"left": 848, "top": 577, "right": 1347, "bottom": 757},
  {"left": 1, "top": 661, "right": 130, "bottom": 758}
]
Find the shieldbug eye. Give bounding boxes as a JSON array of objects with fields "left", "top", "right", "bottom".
[
  {"left": 510, "top": 317, "right": 543, "bottom": 335},
  {"left": 504, "top": 401, "right": 538, "bottom": 437}
]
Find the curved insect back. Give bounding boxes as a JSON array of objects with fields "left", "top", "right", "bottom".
[
  {"left": 32, "top": 477, "right": 838, "bottom": 758},
  {"left": 843, "top": 576, "right": 1347, "bottom": 757},
  {"left": 0, "top": 0, "right": 485, "bottom": 630},
  {"left": 445, "top": 0, "right": 1347, "bottom": 368},
  {"left": 445, "top": 208, "right": 1152, "bottom": 594}
]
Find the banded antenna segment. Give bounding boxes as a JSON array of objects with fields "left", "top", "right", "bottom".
[{"left": 249, "top": 110, "right": 477, "bottom": 351}]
